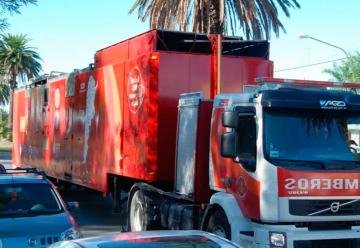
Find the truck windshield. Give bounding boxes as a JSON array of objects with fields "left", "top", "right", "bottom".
[
  {"left": 264, "top": 109, "right": 360, "bottom": 170},
  {"left": 0, "top": 183, "right": 63, "bottom": 217}
]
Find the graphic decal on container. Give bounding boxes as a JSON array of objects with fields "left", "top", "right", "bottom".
[
  {"left": 83, "top": 76, "right": 96, "bottom": 162},
  {"left": 127, "top": 66, "right": 145, "bottom": 113},
  {"left": 54, "top": 88, "right": 60, "bottom": 129}
]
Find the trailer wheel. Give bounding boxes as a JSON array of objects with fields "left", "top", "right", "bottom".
[
  {"left": 206, "top": 210, "right": 231, "bottom": 240},
  {"left": 129, "top": 189, "right": 148, "bottom": 231}
]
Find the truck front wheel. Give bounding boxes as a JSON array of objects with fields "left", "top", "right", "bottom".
[
  {"left": 206, "top": 210, "right": 231, "bottom": 240},
  {"left": 129, "top": 189, "right": 148, "bottom": 231}
]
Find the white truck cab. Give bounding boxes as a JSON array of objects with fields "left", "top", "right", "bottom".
[{"left": 209, "top": 78, "right": 360, "bottom": 247}]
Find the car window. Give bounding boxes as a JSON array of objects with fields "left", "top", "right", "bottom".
[
  {"left": 0, "top": 183, "right": 63, "bottom": 217},
  {"left": 99, "top": 235, "right": 221, "bottom": 248}
]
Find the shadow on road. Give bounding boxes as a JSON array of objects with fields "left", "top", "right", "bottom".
[{"left": 59, "top": 187, "right": 127, "bottom": 237}]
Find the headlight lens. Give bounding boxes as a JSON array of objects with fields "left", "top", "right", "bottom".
[
  {"left": 270, "top": 232, "right": 286, "bottom": 247},
  {"left": 60, "top": 227, "right": 81, "bottom": 241}
]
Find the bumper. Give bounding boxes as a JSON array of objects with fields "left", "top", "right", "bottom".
[{"left": 239, "top": 223, "right": 360, "bottom": 248}]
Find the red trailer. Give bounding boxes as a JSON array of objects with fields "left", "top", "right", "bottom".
[{"left": 12, "top": 30, "right": 273, "bottom": 194}]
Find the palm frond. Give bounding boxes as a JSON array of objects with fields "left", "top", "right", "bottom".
[
  {"left": 0, "top": 33, "right": 42, "bottom": 88},
  {"left": 130, "top": 0, "right": 300, "bottom": 39}
]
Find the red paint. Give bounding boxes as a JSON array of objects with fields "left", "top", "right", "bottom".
[
  {"left": 210, "top": 108, "right": 226, "bottom": 190},
  {"left": 229, "top": 164, "right": 260, "bottom": 219},
  {"left": 210, "top": 108, "right": 260, "bottom": 219},
  {"left": 278, "top": 167, "right": 360, "bottom": 197},
  {"left": 208, "top": 34, "right": 222, "bottom": 99},
  {"left": 12, "top": 30, "right": 273, "bottom": 195},
  {"left": 193, "top": 101, "right": 214, "bottom": 202}
]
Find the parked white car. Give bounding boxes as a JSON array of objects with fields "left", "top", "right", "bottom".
[{"left": 50, "top": 230, "right": 241, "bottom": 248}]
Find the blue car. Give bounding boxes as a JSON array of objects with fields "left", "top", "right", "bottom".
[{"left": 0, "top": 166, "right": 81, "bottom": 248}]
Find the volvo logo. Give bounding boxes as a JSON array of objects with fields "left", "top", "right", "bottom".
[{"left": 330, "top": 202, "right": 340, "bottom": 213}]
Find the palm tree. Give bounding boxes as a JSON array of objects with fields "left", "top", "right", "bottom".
[
  {"left": 0, "top": 65, "right": 9, "bottom": 106},
  {"left": 0, "top": 83, "right": 10, "bottom": 106},
  {"left": 130, "top": 0, "right": 300, "bottom": 39},
  {"left": 324, "top": 52, "right": 360, "bottom": 82},
  {"left": 0, "top": 33, "right": 42, "bottom": 128}
]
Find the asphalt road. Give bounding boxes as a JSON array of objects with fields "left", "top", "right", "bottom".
[
  {"left": 0, "top": 152, "right": 127, "bottom": 238},
  {"left": 59, "top": 187, "right": 127, "bottom": 237}
]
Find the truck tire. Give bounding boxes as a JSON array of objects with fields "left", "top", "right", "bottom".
[
  {"left": 129, "top": 189, "right": 148, "bottom": 231},
  {"left": 206, "top": 210, "right": 231, "bottom": 240}
]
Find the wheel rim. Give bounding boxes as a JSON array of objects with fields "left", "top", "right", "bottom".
[
  {"left": 130, "top": 191, "right": 144, "bottom": 232},
  {"left": 212, "top": 225, "right": 227, "bottom": 238},
  {"left": 133, "top": 204, "right": 143, "bottom": 231}
]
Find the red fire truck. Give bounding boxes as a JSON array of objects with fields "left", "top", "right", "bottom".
[{"left": 13, "top": 30, "right": 360, "bottom": 247}]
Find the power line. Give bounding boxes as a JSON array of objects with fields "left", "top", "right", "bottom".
[{"left": 275, "top": 57, "right": 346, "bottom": 72}]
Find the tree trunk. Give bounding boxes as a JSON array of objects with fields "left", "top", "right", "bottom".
[
  {"left": 8, "top": 73, "right": 16, "bottom": 135},
  {"left": 8, "top": 89, "right": 13, "bottom": 141},
  {"left": 209, "top": 0, "right": 224, "bottom": 34},
  {"left": 193, "top": 0, "right": 209, "bottom": 33}
]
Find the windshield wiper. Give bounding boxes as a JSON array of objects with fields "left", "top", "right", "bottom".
[
  {"left": 28, "top": 209, "right": 63, "bottom": 216},
  {"left": 0, "top": 212, "right": 37, "bottom": 218},
  {"left": 271, "top": 159, "right": 327, "bottom": 170},
  {"left": 322, "top": 160, "right": 360, "bottom": 170}
]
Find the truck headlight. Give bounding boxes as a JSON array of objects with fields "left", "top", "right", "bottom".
[
  {"left": 60, "top": 227, "right": 81, "bottom": 240},
  {"left": 269, "top": 232, "right": 286, "bottom": 247}
]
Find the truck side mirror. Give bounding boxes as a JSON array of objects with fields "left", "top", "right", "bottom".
[
  {"left": 221, "top": 132, "right": 237, "bottom": 157},
  {"left": 222, "top": 111, "right": 238, "bottom": 128},
  {"left": 223, "top": 111, "right": 254, "bottom": 128}
]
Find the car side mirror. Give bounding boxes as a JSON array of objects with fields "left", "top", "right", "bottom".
[
  {"left": 66, "top": 201, "right": 79, "bottom": 211},
  {"left": 221, "top": 132, "right": 237, "bottom": 158}
]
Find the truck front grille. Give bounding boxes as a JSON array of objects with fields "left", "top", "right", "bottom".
[
  {"left": 289, "top": 199, "right": 360, "bottom": 216},
  {"left": 294, "top": 238, "right": 360, "bottom": 248},
  {"left": 39, "top": 236, "right": 59, "bottom": 246}
]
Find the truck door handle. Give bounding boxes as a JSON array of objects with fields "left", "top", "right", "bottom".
[{"left": 226, "top": 177, "right": 231, "bottom": 188}]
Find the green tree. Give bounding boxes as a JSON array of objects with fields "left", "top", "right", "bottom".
[
  {"left": 0, "top": 33, "right": 42, "bottom": 127},
  {"left": 0, "top": 108, "right": 10, "bottom": 139},
  {"left": 130, "top": 0, "right": 300, "bottom": 39},
  {"left": 0, "top": 0, "right": 37, "bottom": 30},
  {"left": 0, "top": 83, "right": 9, "bottom": 105},
  {"left": 0, "top": 64, "right": 9, "bottom": 106},
  {"left": 324, "top": 52, "right": 360, "bottom": 82}
]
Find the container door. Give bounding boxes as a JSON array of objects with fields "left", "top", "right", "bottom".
[
  {"left": 64, "top": 103, "right": 73, "bottom": 180},
  {"left": 28, "top": 88, "right": 38, "bottom": 164},
  {"left": 122, "top": 55, "right": 152, "bottom": 180},
  {"left": 50, "top": 83, "right": 67, "bottom": 178}
]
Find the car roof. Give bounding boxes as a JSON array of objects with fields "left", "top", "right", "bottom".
[
  {"left": 0, "top": 173, "right": 49, "bottom": 185},
  {"left": 65, "top": 230, "right": 240, "bottom": 248}
]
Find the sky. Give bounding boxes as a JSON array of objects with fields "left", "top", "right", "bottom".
[{"left": 5, "top": 0, "right": 360, "bottom": 81}]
